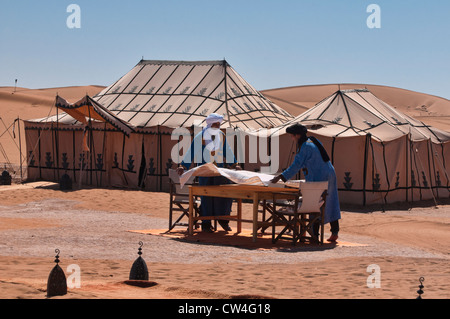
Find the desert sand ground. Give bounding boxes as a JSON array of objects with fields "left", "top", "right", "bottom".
[
  {"left": 0, "top": 84, "right": 449, "bottom": 300},
  {"left": 0, "top": 181, "right": 449, "bottom": 299}
]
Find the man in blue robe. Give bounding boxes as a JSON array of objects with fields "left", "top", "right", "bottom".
[
  {"left": 177, "top": 113, "right": 239, "bottom": 232},
  {"left": 271, "top": 123, "right": 341, "bottom": 242}
]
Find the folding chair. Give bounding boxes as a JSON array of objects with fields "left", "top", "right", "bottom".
[
  {"left": 168, "top": 169, "right": 201, "bottom": 231},
  {"left": 271, "top": 181, "right": 328, "bottom": 245},
  {"left": 258, "top": 197, "right": 295, "bottom": 234}
]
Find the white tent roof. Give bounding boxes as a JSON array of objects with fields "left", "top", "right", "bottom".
[
  {"left": 270, "top": 89, "right": 450, "bottom": 143},
  {"left": 93, "top": 60, "right": 293, "bottom": 130}
]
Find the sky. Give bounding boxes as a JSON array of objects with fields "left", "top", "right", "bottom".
[{"left": 0, "top": 0, "right": 449, "bottom": 99}]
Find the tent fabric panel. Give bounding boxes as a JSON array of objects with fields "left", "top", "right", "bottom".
[
  {"left": 344, "top": 91, "right": 393, "bottom": 123},
  {"left": 84, "top": 128, "right": 110, "bottom": 187},
  {"left": 143, "top": 113, "right": 178, "bottom": 127},
  {"left": 109, "top": 94, "right": 139, "bottom": 112},
  {"left": 414, "top": 126, "right": 450, "bottom": 143},
  {"left": 99, "top": 64, "right": 143, "bottom": 97},
  {"left": 208, "top": 81, "right": 227, "bottom": 102},
  {"left": 124, "top": 63, "right": 163, "bottom": 94},
  {"left": 309, "top": 124, "right": 351, "bottom": 138},
  {"left": 141, "top": 133, "right": 160, "bottom": 191},
  {"left": 107, "top": 132, "right": 143, "bottom": 188},
  {"left": 128, "top": 112, "right": 161, "bottom": 128},
  {"left": 121, "top": 94, "right": 155, "bottom": 112},
  {"left": 333, "top": 135, "right": 366, "bottom": 202},
  {"left": 140, "top": 64, "right": 179, "bottom": 95},
  {"left": 150, "top": 64, "right": 211, "bottom": 96},
  {"left": 382, "top": 137, "right": 409, "bottom": 203},
  {"left": 55, "top": 130, "right": 77, "bottom": 182},
  {"left": 158, "top": 64, "right": 196, "bottom": 95},
  {"left": 341, "top": 95, "right": 387, "bottom": 129},
  {"left": 193, "top": 64, "right": 226, "bottom": 98},
  {"left": 176, "top": 96, "right": 225, "bottom": 127},
  {"left": 94, "top": 94, "right": 117, "bottom": 110},
  {"left": 314, "top": 95, "right": 352, "bottom": 127},
  {"left": 364, "top": 122, "right": 405, "bottom": 141},
  {"left": 364, "top": 137, "right": 406, "bottom": 204},
  {"left": 106, "top": 111, "right": 135, "bottom": 124},
  {"left": 434, "top": 142, "right": 450, "bottom": 199},
  {"left": 24, "top": 125, "right": 41, "bottom": 181},
  {"left": 30, "top": 127, "right": 57, "bottom": 183},
  {"left": 409, "top": 140, "right": 435, "bottom": 202},
  {"left": 155, "top": 114, "right": 193, "bottom": 129},
  {"left": 226, "top": 66, "right": 259, "bottom": 96},
  {"left": 158, "top": 94, "right": 210, "bottom": 123},
  {"left": 355, "top": 91, "right": 414, "bottom": 125},
  {"left": 29, "top": 113, "right": 79, "bottom": 125},
  {"left": 140, "top": 95, "right": 173, "bottom": 113}
]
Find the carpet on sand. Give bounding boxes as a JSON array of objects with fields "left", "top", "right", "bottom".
[{"left": 127, "top": 229, "right": 367, "bottom": 250}]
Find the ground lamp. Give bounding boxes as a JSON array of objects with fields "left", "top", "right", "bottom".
[{"left": 46, "top": 249, "right": 67, "bottom": 297}]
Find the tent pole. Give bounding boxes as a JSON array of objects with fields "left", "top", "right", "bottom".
[
  {"left": 405, "top": 134, "right": 409, "bottom": 202},
  {"left": 88, "top": 105, "right": 93, "bottom": 186},
  {"left": 362, "top": 134, "right": 370, "bottom": 206},
  {"left": 428, "top": 139, "right": 437, "bottom": 200},
  {"left": 56, "top": 104, "right": 60, "bottom": 181},
  {"left": 331, "top": 137, "right": 336, "bottom": 165},
  {"left": 159, "top": 126, "right": 163, "bottom": 191},
  {"left": 17, "top": 117, "right": 23, "bottom": 182},
  {"left": 72, "top": 131, "right": 76, "bottom": 183},
  {"left": 381, "top": 141, "right": 389, "bottom": 207},
  {"left": 38, "top": 128, "right": 42, "bottom": 179},
  {"left": 51, "top": 122, "right": 55, "bottom": 181},
  {"left": 410, "top": 136, "right": 414, "bottom": 202},
  {"left": 223, "top": 60, "right": 233, "bottom": 128},
  {"left": 100, "top": 122, "right": 107, "bottom": 187}
]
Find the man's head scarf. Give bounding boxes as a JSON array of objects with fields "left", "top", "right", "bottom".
[{"left": 205, "top": 113, "right": 224, "bottom": 127}]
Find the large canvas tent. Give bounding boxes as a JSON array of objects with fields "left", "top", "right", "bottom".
[
  {"left": 23, "top": 60, "right": 294, "bottom": 191},
  {"left": 269, "top": 89, "right": 450, "bottom": 205}
]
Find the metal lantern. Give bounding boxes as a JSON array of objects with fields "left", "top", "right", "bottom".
[
  {"left": 0, "top": 170, "right": 12, "bottom": 185},
  {"left": 46, "top": 249, "right": 67, "bottom": 297},
  {"left": 416, "top": 277, "right": 425, "bottom": 299},
  {"left": 59, "top": 173, "right": 72, "bottom": 190},
  {"left": 129, "top": 241, "right": 149, "bottom": 281}
]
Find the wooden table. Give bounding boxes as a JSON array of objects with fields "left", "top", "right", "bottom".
[{"left": 188, "top": 184, "right": 298, "bottom": 242}]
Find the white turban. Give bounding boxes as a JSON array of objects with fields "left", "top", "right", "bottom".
[
  {"left": 203, "top": 113, "right": 224, "bottom": 152},
  {"left": 205, "top": 113, "right": 224, "bottom": 127}
]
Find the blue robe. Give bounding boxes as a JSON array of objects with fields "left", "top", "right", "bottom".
[
  {"left": 180, "top": 129, "right": 237, "bottom": 218},
  {"left": 281, "top": 138, "right": 341, "bottom": 224}
]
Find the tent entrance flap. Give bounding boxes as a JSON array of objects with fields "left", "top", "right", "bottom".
[{"left": 55, "top": 95, "right": 134, "bottom": 136}]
